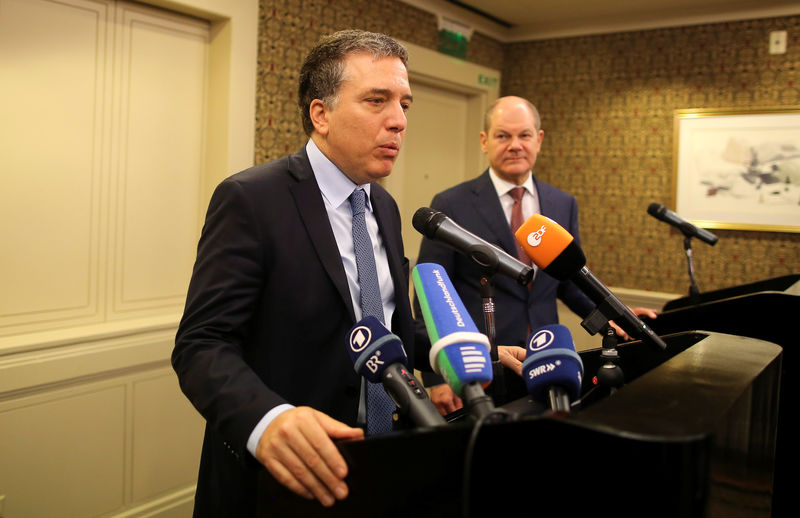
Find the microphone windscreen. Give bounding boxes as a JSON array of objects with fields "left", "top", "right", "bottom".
[
  {"left": 412, "top": 262, "right": 492, "bottom": 395},
  {"left": 514, "top": 214, "right": 586, "bottom": 280},
  {"left": 522, "top": 324, "right": 584, "bottom": 402},
  {"left": 347, "top": 315, "right": 408, "bottom": 383},
  {"left": 647, "top": 202, "right": 664, "bottom": 218},
  {"left": 412, "top": 207, "right": 443, "bottom": 238}
]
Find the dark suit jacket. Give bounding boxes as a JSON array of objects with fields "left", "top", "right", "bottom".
[
  {"left": 173, "top": 147, "right": 424, "bottom": 517},
  {"left": 416, "top": 170, "right": 594, "bottom": 350}
]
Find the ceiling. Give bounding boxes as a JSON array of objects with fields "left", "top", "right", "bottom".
[{"left": 400, "top": 0, "right": 800, "bottom": 41}]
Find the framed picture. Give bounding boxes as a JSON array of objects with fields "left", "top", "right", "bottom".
[{"left": 673, "top": 106, "right": 800, "bottom": 233}]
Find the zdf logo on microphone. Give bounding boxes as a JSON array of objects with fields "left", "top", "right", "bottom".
[
  {"left": 526, "top": 225, "right": 547, "bottom": 247},
  {"left": 528, "top": 329, "right": 555, "bottom": 352}
]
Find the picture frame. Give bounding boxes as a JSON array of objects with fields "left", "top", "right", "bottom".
[{"left": 673, "top": 106, "right": 800, "bottom": 233}]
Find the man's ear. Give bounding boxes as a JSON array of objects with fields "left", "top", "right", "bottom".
[
  {"left": 479, "top": 131, "right": 488, "bottom": 153},
  {"left": 309, "top": 99, "right": 329, "bottom": 136}
]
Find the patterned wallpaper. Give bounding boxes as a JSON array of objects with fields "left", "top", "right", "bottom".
[
  {"left": 502, "top": 17, "right": 800, "bottom": 294},
  {"left": 255, "top": 0, "right": 503, "bottom": 163},
  {"left": 255, "top": 0, "right": 799, "bottom": 295}
]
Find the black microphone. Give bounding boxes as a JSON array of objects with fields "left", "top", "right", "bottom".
[
  {"left": 413, "top": 207, "right": 534, "bottom": 286},
  {"left": 647, "top": 203, "right": 718, "bottom": 245},
  {"left": 347, "top": 316, "right": 446, "bottom": 429}
]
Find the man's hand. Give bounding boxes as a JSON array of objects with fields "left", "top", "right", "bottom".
[
  {"left": 610, "top": 307, "right": 658, "bottom": 341},
  {"left": 430, "top": 384, "right": 463, "bottom": 415},
  {"left": 429, "top": 344, "right": 526, "bottom": 416},
  {"left": 255, "top": 406, "right": 364, "bottom": 507},
  {"left": 497, "top": 345, "right": 526, "bottom": 376}
]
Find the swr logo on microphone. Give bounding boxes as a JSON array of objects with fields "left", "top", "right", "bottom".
[
  {"left": 528, "top": 329, "right": 555, "bottom": 352},
  {"left": 528, "top": 361, "right": 559, "bottom": 379},
  {"left": 349, "top": 326, "right": 372, "bottom": 353},
  {"left": 526, "top": 225, "right": 547, "bottom": 247}
]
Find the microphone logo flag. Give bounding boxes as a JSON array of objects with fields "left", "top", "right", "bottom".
[
  {"left": 522, "top": 324, "right": 584, "bottom": 401},
  {"left": 526, "top": 224, "right": 547, "bottom": 247}
]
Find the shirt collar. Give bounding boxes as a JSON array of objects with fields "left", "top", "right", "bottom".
[
  {"left": 306, "top": 139, "right": 372, "bottom": 210},
  {"left": 488, "top": 167, "right": 534, "bottom": 198}
]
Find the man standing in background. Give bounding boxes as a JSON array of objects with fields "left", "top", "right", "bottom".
[{"left": 416, "top": 96, "right": 656, "bottom": 414}]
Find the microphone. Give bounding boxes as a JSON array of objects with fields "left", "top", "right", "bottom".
[
  {"left": 647, "top": 203, "right": 718, "bottom": 245},
  {"left": 413, "top": 207, "right": 534, "bottom": 286},
  {"left": 522, "top": 324, "right": 584, "bottom": 414},
  {"left": 412, "top": 262, "right": 504, "bottom": 421},
  {"left": 347, "top": 316, "right": 446, "bottom": 429},
  {"left": 514, "top": 214, "right": 666, "bottom": 350}
]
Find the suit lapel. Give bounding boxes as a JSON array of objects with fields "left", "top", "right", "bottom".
[
  {"left": 534, "top": 176, "right": 555, "bottom": 219},
  {"left": 287, "top": 150, "right": 356, "bottom": 321},
  {"left": 370, "top": 186, "right": 408, "bottom": 311},
  {"left": 472, "top": 170, "right": 529, "bottom": 300},
  {"left": 370, "top": 188, "right": 401, "bottom": 273},
  {"left": 472, "top": 170, "right": 519, "bottom": 259}
]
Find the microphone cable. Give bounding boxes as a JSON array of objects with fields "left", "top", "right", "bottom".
[{"left": 460, "top": 408, "right": 509, "bottom": 518}]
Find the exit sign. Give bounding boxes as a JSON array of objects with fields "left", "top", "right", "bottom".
[{"left": 478, "top": 74, "right": 498, "bottom": 87}]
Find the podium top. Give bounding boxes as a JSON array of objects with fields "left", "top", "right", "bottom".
[{"left": 663, "top": 274, "right": 800, "bottom": 311}]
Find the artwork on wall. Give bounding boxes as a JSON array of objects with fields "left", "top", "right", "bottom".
[{"left": 673, "top": 107, "right": 800, "bottom": 233}]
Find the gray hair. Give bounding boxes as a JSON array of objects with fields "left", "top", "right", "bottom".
[
  {"left": 298, "top": 30, "right": 409, "bottom": 136},
  {"left": 484, "top": 97, "right": 541, "bottom": 132}
]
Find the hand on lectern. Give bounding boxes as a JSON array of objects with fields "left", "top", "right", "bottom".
[
  {"left": 256, "top": 407, "right": 363, "bottom": 507},
  {"left": 610, "top": 306, "right": 659, "bottom": 341}
]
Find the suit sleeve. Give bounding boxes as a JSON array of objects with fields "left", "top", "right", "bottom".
[{"left": 172, "top": 178, "right": 286, "bottom": 457}]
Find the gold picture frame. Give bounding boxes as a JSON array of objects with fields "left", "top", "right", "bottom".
[{"left": 673, "top": 106, "right": 800, "bottom": 233}]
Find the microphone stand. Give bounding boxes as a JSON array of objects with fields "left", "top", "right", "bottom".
[
  {"left": 683, "top": 235, "right": 701, "bottom": 299},
  {"left": 479, "top": 274, "right": 506, "bottom": 405},
  {"left": 595, "top": 324, "right": 624, "bottom": 395}
]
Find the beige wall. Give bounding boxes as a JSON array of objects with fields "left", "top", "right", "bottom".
[{"left": 0, "top": 1, "right": 257, "bottom": 516}]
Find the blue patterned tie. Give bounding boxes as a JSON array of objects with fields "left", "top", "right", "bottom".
[{"left": 350, "top": 188, "right": 395, "bottom": 435}]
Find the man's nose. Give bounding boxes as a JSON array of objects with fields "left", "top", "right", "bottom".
[{"left": 386, "top": 101, "right": 407, "bottom": 132}]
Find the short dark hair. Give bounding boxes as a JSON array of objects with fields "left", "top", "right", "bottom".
[
  {"left": 298, "top": 30, "right": 409, "bottom": 136},
  {"left": 484, "top": 97, "right": 541, "bottom": 132}
]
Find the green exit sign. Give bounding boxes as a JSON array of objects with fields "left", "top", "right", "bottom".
[{"left": 478, "top": 74, "right": 498, "bottom": 87}]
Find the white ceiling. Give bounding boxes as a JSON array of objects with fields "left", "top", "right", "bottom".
[{"left": 400, "top": 0, "right": 800, "bottom": 41}]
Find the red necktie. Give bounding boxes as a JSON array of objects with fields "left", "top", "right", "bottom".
[{"left": 509, "top": 187, "right": 530, "bottom": 264}]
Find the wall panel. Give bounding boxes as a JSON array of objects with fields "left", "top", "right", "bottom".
[
  {"left": 111, "top": 4, "right": 207, "bottom": 315},
  {"left": 0, "top": 0, "right": 109, "bottom": 334},
  {"left": 0, "top": 0, "right": 259, "bottom": 516},
  {"left": 0, "top": 384, "right": 127, "bottom": 517}
]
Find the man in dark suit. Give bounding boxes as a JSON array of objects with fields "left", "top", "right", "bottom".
[
  {"left": 172, "top": 30, "right": 421, "bottom": 515},
  {"left": 416, "top": 96, "right": 656, "bottom": 414}
]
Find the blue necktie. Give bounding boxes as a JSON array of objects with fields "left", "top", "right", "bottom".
[{"left": 350, "top": 188, "right": 395, "bottom": 435}]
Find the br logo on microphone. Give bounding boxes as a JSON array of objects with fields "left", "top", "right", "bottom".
[
  {"left": 365, "top": 351, "right": 384, "bottom": 374},
  {"left": 526, "top": 225, "right": 547, "bottom": 247},
  {"left": 349, "top": 326, "right": 372, "bottom": 353},
  {"left": 528, "top": 328, "right": 555, "bottom": 352}
]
